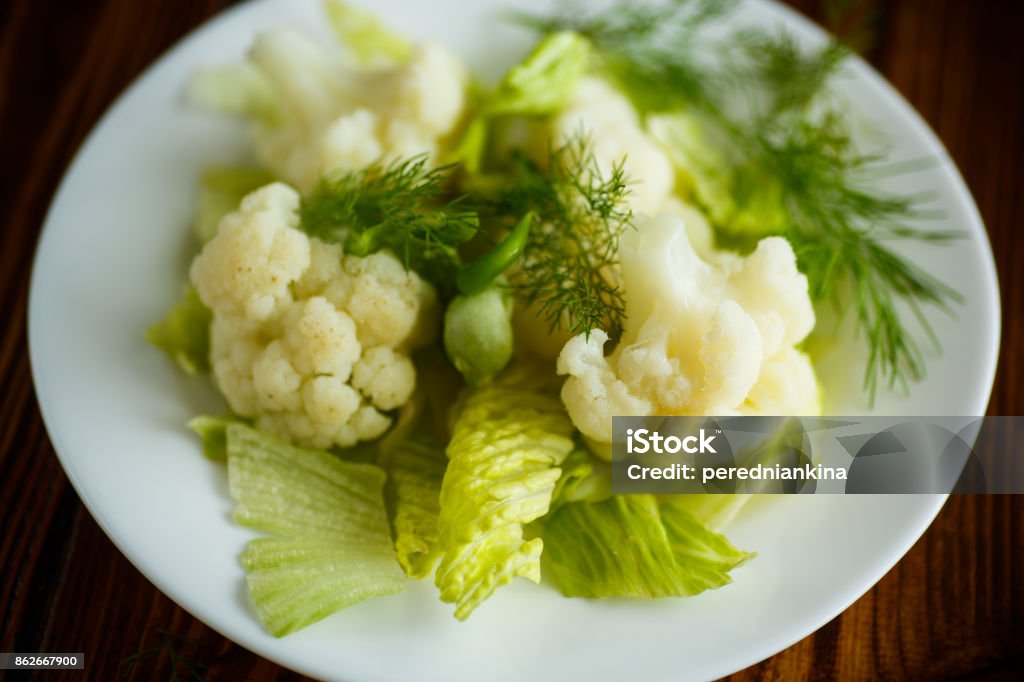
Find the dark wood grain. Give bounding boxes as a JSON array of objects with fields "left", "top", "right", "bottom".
[{"left": 1, "top": 1, "right": 1021, "bottom": 680}]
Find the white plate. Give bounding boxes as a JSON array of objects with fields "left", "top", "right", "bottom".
[{"left": 28, "top": 0, "right": 1000, "bottom": 680}]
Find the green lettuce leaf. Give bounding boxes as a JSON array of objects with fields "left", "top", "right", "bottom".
[
  {"left": 448, "top": 115, "right": 489, "bottom": 174},
  {"left": 487, "top": 32, "right": 590, "bottom": 117},
  {"left": 542, "top": 495, "right": 752, "bottom": 599},
  {"left": 662, "top": 494, "right": 752, "bottom": 532},
  {"left": 386, "top": 437, "right": 448, "bottom": 579},
  {"left": 194, "top": 166, "right": 276, "bottom": 244},
  {"left": 649, "top": 112, "right": 788, "bottom": 240},
  {"left": 661, "top": 502, "right": 755, "bottom": 593},
  {"left": 326, "top": 0, "right": 411, "bottom": 64},
  {"left": 226, "top": 424, "right": 405, "bottom": 636},
  {"left": 451, "top": 31, "right": 590, "bottom": 172},
  {"left": 549, "top": 447, "right": 611, "bottom": 512},
  {"left": 434, "top": 367, "right": 575, "bottom": 619},
  {"left": 146, "top": 287, "right": 211, "bottom": 375}
]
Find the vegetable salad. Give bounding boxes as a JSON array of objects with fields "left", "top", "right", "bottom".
[{"left": 148, "top": 0, "right": 955, "bottom": 634}]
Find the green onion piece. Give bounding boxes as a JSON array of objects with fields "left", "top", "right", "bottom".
[{"left": 456, "top": 212, "right": 533, "bottom": 295}]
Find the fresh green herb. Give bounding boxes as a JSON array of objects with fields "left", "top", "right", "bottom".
[
  {"left": 300, "top": 155, "right": 479, "bottom": 292},
  {"left": 517, "top": 0, "right": 960, "bottom": 399},
  {"left": 750, "top": 116, "right": 961, "bottom": 395},
  {"left": 513, "top": 0, "right": 736, "bottom": 114},
  {"left": 490, "top": 134, "right": 634, "bottom": 340},
  {"left": 728, "top": 31, "right": 849, "bottom": 116}
]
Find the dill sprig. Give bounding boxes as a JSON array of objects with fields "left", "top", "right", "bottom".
[
  {"left": 753, "top": 116, "right": 962, "bottom": 394},
  {"left": 300, "top": 155, "right": 478, "bottom": 291},
  {"left": 514, "top": 0, "right": 735, "bottom": 114},
  {"left": 490, "top": 133, "right": 634, "bottom": 340},
  {"left": 516, "top": 0, "right": 961, "bottom": 400},
  {"left": 728, "top": 31, "right": 849, "bottom": 116}
]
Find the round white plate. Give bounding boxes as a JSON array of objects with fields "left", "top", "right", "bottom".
[{"left": 28, "top": 0, "right": 1000, "bottom": 680}]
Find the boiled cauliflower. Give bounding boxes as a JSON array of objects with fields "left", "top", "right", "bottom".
[
  {"left": 557, "top": 212, "right": 819, "bottom": 453},
  {"left": 551, "top": 77, "right": 674, "bottom": 216},
  {"left": 191, "top": 183, "right": 438, "bottom": 449},
  {"left": 246, "top": 28, "right": 468, "bottom": 193}
]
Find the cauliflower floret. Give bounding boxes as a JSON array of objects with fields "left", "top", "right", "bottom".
[
  {"left": 745, "top": 348, "right": 821, "bottom": 415},
  {"left": 208, "top": 316, "right": 264, "bottom": 416},
  {"left": 190, "top": 183, "right": 309, "bottom": 322},
  {"left": 281, "top": 297, "right": 361, "bottom": 379},
  {"left": 664, "top": 197, "right": 718, "bottom": 260},
  {"left": 340, "top": 252, "right": 439, "bottom": 349},
  {"left": 557, "top": 330, "right": 653, "bottom": 441},
  {"left": 320, "top": 108, "right": 384, "bottom": 173},
  {"left": 296, "top": 242, "right": 439, "bottom": 349},
  {"left": 247, "top": 28, "right": 468, "bottom": 193},
  {"left": 552, "top": 77, "right": 674, "bottom": 216},
  {"left": 191, "top": 184, "right": 437, "bottom": 450},
  {"left": 726, "top": 237, "right": 816, "bottom": 357},
  {"left": 557, "top": 212, "right": 819, "bottom": 452},
  {"left": 292, "top": 238, "right": 345, "bottom": 299},
  {"left": 694, "top": 301, "right": 764, "bottom": 414},
  {"left": 251, "top": 340, "right": 303, "bottom": 412},
  {"left": 352, "top": 347, "right": 416, "bottom": 410},
  {"left": 301, "top": 375, "right": 360, "bottom": 425},
  {"left": 362, "top": 41, "right": 468, "bottom": 152}
]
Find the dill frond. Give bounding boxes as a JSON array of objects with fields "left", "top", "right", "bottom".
[
  {"left": 300, "top": 155, "right": 478, "bottom": 291},
  {"left": 728, "top": 105, "right": 962, "bottom": 396},
  {"left": 764, "top": 119, "right": 962, "bottom": 394},
  {"left": 490, "top": 133, "right": 634, "bottom": 340},
  {"left": 515, "top": 0, "right": 734, "bottom": 114},
  {"left": 516, "top": 0, "right": 961, "bottom": 400},
  {"left": 727, "top": 31, "right": 849, "bottom": 116}
]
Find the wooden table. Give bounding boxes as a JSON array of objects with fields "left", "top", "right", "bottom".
[{"left": 2, "top": 0, "right": 1021, "bottom": 679}]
